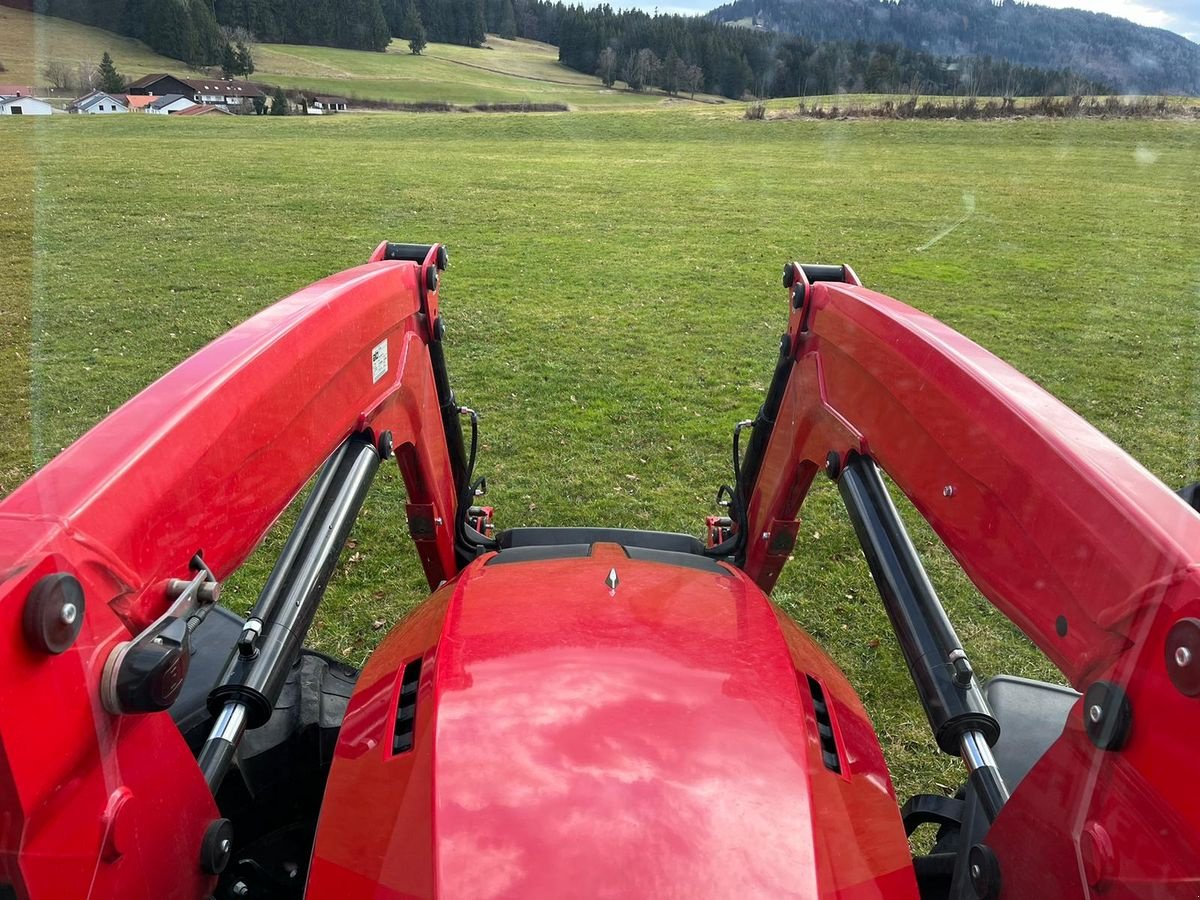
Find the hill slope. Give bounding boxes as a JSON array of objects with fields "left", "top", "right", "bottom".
[
  {"left": 0, "top": 8, "right": 697, "bottom": 108},
  {"left": 708, "top": 0, "right": 1200, "bottom": 94},
  {"left": 0, "top": 4, "right": 183, "bottom": 83}
]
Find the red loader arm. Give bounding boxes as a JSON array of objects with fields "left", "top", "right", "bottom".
[
  {"left": 730, "top": 263, "right": 1200, "bottom": 895},
  {"left": 0, "top": 244, "right": 463, "bottom": 898}
]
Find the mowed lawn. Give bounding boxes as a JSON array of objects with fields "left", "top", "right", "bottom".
[{"left": 1, "top": 112, "right": 1196, "bottom": 799}]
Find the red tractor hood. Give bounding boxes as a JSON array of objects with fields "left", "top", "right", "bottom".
[{"left": 308, "top": 542, "right": 916, "bottom": 898}]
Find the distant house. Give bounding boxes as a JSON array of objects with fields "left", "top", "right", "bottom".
[
  {"left": 147, "top": 94, "right": 197, "bottom": 115},
  {"left": 305, "top": 94, "right": 349, "bottom": 114},
  {"left": 121, "top": 93, "right": 159, "bottom": 112},
  {"left": 174, "top": 104, "right": 232, "bottom": 117},
  {"left": 0, "top": 85, "right": 35, "bottom": 99},
  {"left": 0, "top": 96, "right": 53, "bottom": 116},
  {"left": 127, "top": 74, "right": 264, "bottom": 110},
  {"left": 69, "top": 91, "right": 129, "bottom": 114}
]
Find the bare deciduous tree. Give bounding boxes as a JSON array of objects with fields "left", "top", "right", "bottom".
[
  {"left": 42, "top": 61, "right": 74, "bottom": 91},
  {"left": 596, "top": 46, "right": 618, "bottom": 88}
]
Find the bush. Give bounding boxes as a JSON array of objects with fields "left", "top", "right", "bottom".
[{"left": 744, "top": 100, "right": 766, "bottom": 120}]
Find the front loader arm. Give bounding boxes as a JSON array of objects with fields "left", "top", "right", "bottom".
[
  {"left": 0, "top": 243, "right": 467, "bottom": 898},
  {"left": 728, "top": 263, "right": 1200, "bottom": 894}
]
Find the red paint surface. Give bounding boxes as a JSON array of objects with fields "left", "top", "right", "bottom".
[
  {"left": 741, "top": 276, "right": 1200, "bottom": 896},
  {"left": 0, "top": 253, "right": 461, "bottom": 898},
  {"left": 311, "top": 544, "right": 917, "bottom": 898},
  {"left": 2, "top": 254, "right": 1196, "bottom": 898}
]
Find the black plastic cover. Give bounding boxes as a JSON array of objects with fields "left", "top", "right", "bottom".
[{"left": 497, "top": 527, "right": 705, "bottom": 556}]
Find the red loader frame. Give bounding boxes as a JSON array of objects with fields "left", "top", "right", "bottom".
[{"left": 0, "top": 246, "right": 1196, "bottom": 897}]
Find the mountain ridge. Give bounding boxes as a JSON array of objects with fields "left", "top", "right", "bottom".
[{"left": 707, "top": 0, "right": 1200, "bottom": 94}]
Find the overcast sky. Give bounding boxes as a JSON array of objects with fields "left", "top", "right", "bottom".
[{"left": 649, "top": 0, "right": 1199, "bottom": 41}]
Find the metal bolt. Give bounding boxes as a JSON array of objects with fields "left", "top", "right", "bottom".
[
  {"left": 59, "top": 602, "right": 78, "bottom": 625},
  {"left": 761, "top": 532, "right": 771, "bottom": 541},
  {"left": 943, "top": 485, "right": 955, "bottom": 498},
  {"left": 1176, "top": 646, "right": 1193, "bottom": 668},
  {"left": 1088, "top": 704, "right": 1104, "bottom": 723},
  {"left": 231, "top": 883, "right": 249, "bottom": 897},
  {"left": 433, "top": 517, "right": 444, "bottom": 526},
  {"left": 970, "top": 863, "right": 981, "bottom": 881},
  {"left": 219, "top": 838, "right": 231, "bottom": 854}
]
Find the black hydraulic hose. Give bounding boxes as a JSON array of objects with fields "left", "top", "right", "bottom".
[
  {"left": 428, "top": 338, "right": 470, "bottom": 499},
  {"left": 707, "top": 332, "right": 794, "bottom": 561},
  {"left": 455, "top": 407, "right": 497, "bottom": 555}
]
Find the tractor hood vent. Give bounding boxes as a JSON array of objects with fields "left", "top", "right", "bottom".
[
  {"left": 392, "top": 657, "right": 422, "bottom": 755},
  {"left": 808, "top": 675, "right": 842, "bottom": 774}
]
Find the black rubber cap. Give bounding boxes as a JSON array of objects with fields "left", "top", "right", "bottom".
[
  {"left": 199, "top": 818, "right": 234, "bottom": 874},
  {"left": 968, "top": 843, "right": 1001, "bottom": 899},
  {"left": 825, "top": 451, "right": 841, "bottom": 480},
  {"left": 782, "top": 262, "right": 796, "bottom": 288},
  {"left": 1165, "top": 618, "right": 1200, "bottom": 696},
  {"left": 1084, "top": 680, "right": 1132, "bottom": 751},
  {"left": 378, "top": 430, "right": 394, "bottom": 460},
  {"left": 23, "top": 573, "right": 85, "bottom": 654},
  {"left": 425, "top": 267, "right": 438, "bottom": 292}
]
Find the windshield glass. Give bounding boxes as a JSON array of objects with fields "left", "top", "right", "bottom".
[{"left": 1, "top": 0, "right": 1196, "bottom": 896}]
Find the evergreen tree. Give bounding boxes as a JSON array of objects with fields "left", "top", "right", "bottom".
[
  {"left": 271, "top": 85, "right": 290, "bottom": 114},
  {"left": 237, "top": 41, "right": 255, "bottom": 75},
  {"left": 401, "top": 0, "right": 427, "bottom": 54},
  {"left": 221, "top": 42, "right": 240, "bottom": 77},
  {"left": 498, "top": 0, "right": 517, "bottom": 40},
  {"left": 96, "top": 51, "right": 123, "bottom": 92},
  {"left": 468, "top": 0, "right": 487, "bottom": 47},
  {"left": 382, "top": 0, "right": 405, "bottom": 35}
]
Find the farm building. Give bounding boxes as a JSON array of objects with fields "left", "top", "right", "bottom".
[
  {"left": 305, "top": 95, "right": 349, "bottom": 114},
  {"left": 0, "top": 95, "right": 52, "bottom": 115},
  {"left": 0, "top": 85, "right": 35, "bottom": 99},
  {"left": 147, "top": 94, "right": 197, "bottom": 115},
  {"left": 127, "top": 74, "right": 264, "bottom": 110},
  {"left": 174, "top": 104, "right": 231, "bottom": 117},
  {"left": 69, "top": 91, "right": 128, "bottom": 114},
  {"left": 122, "top": 94, "right": 159, "bottom": 112}
]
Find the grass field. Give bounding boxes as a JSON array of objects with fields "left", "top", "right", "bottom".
[
  {"left": 1, "top": 110, "right": 1197, "bottom": 803},
  {"left": 1, "top": 7, "right": 710, "bottom": 108}
]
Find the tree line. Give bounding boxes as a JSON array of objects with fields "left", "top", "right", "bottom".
[
  {"left": 511, "top": 1, "right": 1107, "bottom": 100},
  {"left": 9, "top": 0, "right": 1111, "bottom": 97},
  {"left": 709, "top": 0, "right": 1200, "bottom": 95}
]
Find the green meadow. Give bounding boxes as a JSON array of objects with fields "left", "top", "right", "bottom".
[
  {"left": 1, "top": 7, "right": 714, "bottom": 107},
  {"left": 1, "top": 110, "right": 1196, "bottom": 801}
]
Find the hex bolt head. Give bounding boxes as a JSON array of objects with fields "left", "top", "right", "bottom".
[
  {"left": 1088, "top": 704, "right": 1103, "bottom": 723},
  {"left": 1176, "top": 646, "right": 1193, "bottom": 668},
  {"left": 59, "top": 602, "right": 78, "bottom": 625},
  {"left": 943, "top": 484, "right": 955, "bottom": 498},
  {"left": 232, "top": 883, "right": 249, "bottom": 897}
]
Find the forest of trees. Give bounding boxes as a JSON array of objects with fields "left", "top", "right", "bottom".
[
  {"left": 6, "top": 0, "right": 1151, "bottom": 98},
  {"left": 15, "top": 0, "right": 392, "bottom": 64},
  {"left": 709, "top": 0, "right": 1200, "bottom": 95},
  {"left": 490, "top": 0, "right": 1106, "bottom": 99}
]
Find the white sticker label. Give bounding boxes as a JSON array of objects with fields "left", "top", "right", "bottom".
[{"left": 371, "top": 339, "right": 388, "bottom": 384}]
